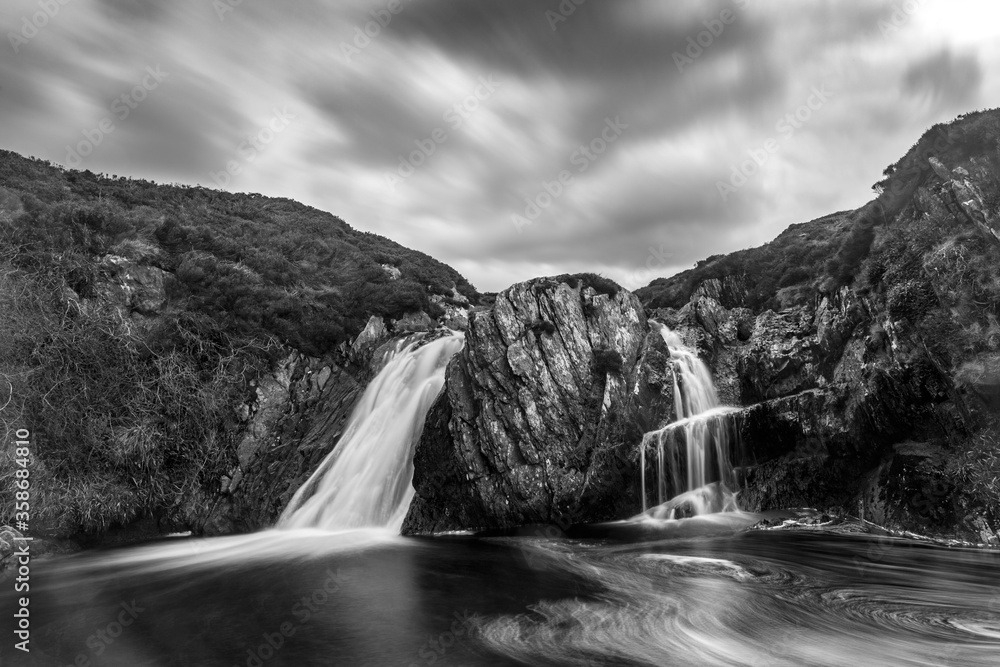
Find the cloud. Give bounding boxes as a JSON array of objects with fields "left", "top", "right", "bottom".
[
  {"left": 1, "top": 0, "right": 998, "bottom": 293},
  {"left": 903, "top": 48, "right": 982, "bottom": 107}
]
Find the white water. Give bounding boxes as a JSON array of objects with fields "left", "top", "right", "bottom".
[
  {"left": 279, "top": 333, "right": 464, "bottom": 532},
  {"left": 640, "top": 325, "right": 740, "bottom": 516}
]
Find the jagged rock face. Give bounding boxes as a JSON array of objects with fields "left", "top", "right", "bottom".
[
  {"left": 649, "top": 153, "right": 1000, "bottom": 541},
  {"left": 180, "top": 330, "right": 404, "bottom": 534},
  {"left": 403, "top": 278, "right": 674, "bottom": 534}
]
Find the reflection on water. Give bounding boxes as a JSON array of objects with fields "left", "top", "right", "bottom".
[{"left": 2, "top": 520, "right": 999, "bottom": 666}]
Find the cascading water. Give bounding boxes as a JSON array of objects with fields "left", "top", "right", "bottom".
[
  {"left": 279, "top": 333, "right": 464, "bottom": 532},
  {"left": 639, "top": 324, "right": 740, "bottom": 517}
]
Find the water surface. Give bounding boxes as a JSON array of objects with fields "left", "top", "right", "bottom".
[{"left": 4, "top": 522, "right": 999, "bottom": 666}]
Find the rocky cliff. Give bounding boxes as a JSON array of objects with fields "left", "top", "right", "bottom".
[
  {"left": 403, "top": 275, "right": 677, "bottom": 534},
  {"left": 640, "top": 113, "right": 1000, "bottom": 543},
  {"left": 6, "top": 111, "right": 1000, "bottom": 546},
  {"left": 403, "top": 111, "right": 1000, "bottom": 543}
]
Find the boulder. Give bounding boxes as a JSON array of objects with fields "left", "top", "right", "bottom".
[{"left": 403, "top": 277, "right": 667, "bottom": 533}]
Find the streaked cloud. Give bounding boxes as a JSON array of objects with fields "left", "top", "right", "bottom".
[{"left": 1, "top": 0, "right": 997, "bottom": 292}]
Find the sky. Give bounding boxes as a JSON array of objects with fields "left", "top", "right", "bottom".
[{"left": 1, "top": 0, "right": 997, "bottom": 293}]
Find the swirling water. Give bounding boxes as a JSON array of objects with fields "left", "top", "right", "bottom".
[
  {"left": 4, "top": 518, "right": 999, "bottom": 666},
  {"left": 5, "top": 331, "right": 998, "bottom": 666}
]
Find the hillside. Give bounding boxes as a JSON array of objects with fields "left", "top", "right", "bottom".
[
  {"left": 0, "top": 151, "right": 478, "bottom": 353},
  {"left": 638, "top": 109, "right": 1000, "bottom": 313},
  {"left": 635, "top": 108, "right": 1000, "bottom": 540},
  {"left": 0, "top": 150, "right": 477, "bottom": 539}
]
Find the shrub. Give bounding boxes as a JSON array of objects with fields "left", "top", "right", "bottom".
[
  {"left": 886, "top": 279, "right": 937, "bottom": 323},
  {"left": 554, "top": 272, "right": 620, "bottom": 298},
  {"left": 777, "top": 266, "right": 812, "bottom": 288},
  {"left": 636, "top": 211, "right": 852, "bottom": 311}
]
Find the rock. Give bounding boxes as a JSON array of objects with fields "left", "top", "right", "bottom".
[
  {"left": 187, "top": 348, "right": 380, "bottom": 532},
  {"left": 634, "top": 143, "right": 1000, "bottom": 542},
  {"left": 352, "top": 316, "right": 389, "bottom": 355},
  {"left": 928, "top": 156, "right": 952, "bottom": 181},
  {"left": 430, "top": 294, "right": 471, "bottom": 331},
  {"left": 403, "top": 276, "right": 654, "bottom": 534},
  {"left": 381, "top": 264, "right": 402, "bottom": 280},
  {"left": 123, "top": 264, "right": 169, "bottom": 314},
  {"left": 954, "top": 354, "right": 1000, "bottom": 411},
  {"left": 95, "top": 255, "right": 169, "bottom": 315},
  {"left": 393, "top": 311, "right": 435, "bottom": 332},
  {"left": 235, "top": 352, "right": 296, "bottom": 469},
  {"left": 0, "top": 525, "right": 24, "bottom": 576}
]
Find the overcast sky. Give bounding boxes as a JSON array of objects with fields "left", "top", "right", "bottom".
[{"left": 1, "top": 1, "right": 996, "bottom": 292}]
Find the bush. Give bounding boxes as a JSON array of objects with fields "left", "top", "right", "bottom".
[
  {"left": 0, "top": 150, "right": 480, "bottom": 354},
  {"left": 826, "top": 214, "right": 878, "bottom": 289},
  {"left": 636, "top": 211, "right": 852, "bottom": 311},
  {"left": 554, "top": 272, "right": 620, "bottom": 298},
  {"left": 886, "top": 279, "right": 937, "bottom": 323}
]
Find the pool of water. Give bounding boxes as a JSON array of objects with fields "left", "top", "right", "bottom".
[{"left": 3, "top": 518, "right": 1000, "bottom": 666}]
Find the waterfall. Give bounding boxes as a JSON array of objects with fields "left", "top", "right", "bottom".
[
  {"left": 279, "top": 333, "right": 464, "bottom": 532},
  {"left": 639, "top": 325, "right": 740, "bottom": 518}
]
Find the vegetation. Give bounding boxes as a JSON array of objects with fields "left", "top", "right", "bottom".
[
  {"left": 639, "top": 110, "right": 1000, "bottom": 313},
  {"left": 553, "top": 272, "right": 621, "bottom": 298},
  {"left": 637, "top": 210, "right": 854, "bottom": 311},
  {"left": 0, "top": 149, "right": 478, "bottom": 537},
  {"left": 872, "top": 109, "right": 1000, "bottom": 217},
  {"left": 950, "top": 423, "right": 1000, "bottom": 527}
]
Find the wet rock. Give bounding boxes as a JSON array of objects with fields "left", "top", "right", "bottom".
[
  {"left": 351, "top": 316, "right": 389, "bottom": 356},
  {"left": 403, "top": 276, "right": 659, "bottom": 534}
]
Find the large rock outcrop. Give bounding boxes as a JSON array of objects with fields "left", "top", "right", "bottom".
[
  {"left": 400, "top": 115, "right": 1000, "bottom": 543},
  {"left": 403, "top": 277, "right": 676, "bottom": 534},
  {"left": 649, "top": 148, "right": 1000, "bottom": 542}
]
